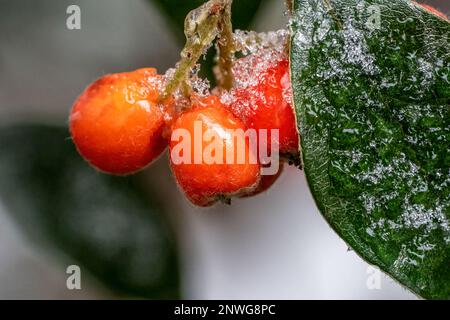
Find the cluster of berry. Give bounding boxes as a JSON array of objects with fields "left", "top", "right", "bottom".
[{"left": 70, "top": 51, "right": 299, "bottom": 206}]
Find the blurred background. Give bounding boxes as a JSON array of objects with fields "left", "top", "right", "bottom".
[{"left": 0, "top": 0, "right": 448, "bottom": 299}]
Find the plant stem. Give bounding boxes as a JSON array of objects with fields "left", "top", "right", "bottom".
[
  {"left": 216, "top": 0, "right": 235, "bottom": 91},
  {"left": 285, "top": 0, "right": 293, "bottom": 14}
]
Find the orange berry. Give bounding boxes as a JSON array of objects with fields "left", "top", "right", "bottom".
[
  {"left": 169, "top": 96, "right": 261, "bottom": 206},
  {"left": 70, "top": 68, "right": 167, "bottom": 175}
]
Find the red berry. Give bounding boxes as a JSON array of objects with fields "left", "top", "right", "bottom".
[
  {"left": 169, "top": 96, "right": 261, "bottom": 206},
  {"left": 416, "top": 2, "right": 448, "bottom": 20},
  {"left": 70, "top": 68, "right": 167, "bottom": 175},
  {"left": 223, "top": 56, "right": 300, "bottom": 164}
]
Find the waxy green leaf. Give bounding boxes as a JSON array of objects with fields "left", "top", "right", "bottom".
[{"left": 290, "top": 0, "right": 450, "bottom": 299}]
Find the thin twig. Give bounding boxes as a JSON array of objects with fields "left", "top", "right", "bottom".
[{"left": 216, "top": 0, "right": 235, "bottom": 90}]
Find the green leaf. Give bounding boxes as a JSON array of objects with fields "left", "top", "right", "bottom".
[
  {"left": 0, "top": 125, "right": 180, "bottom": 298},
  {"left": 290, "top": 0, "right": 450, "bottom": 299}
]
